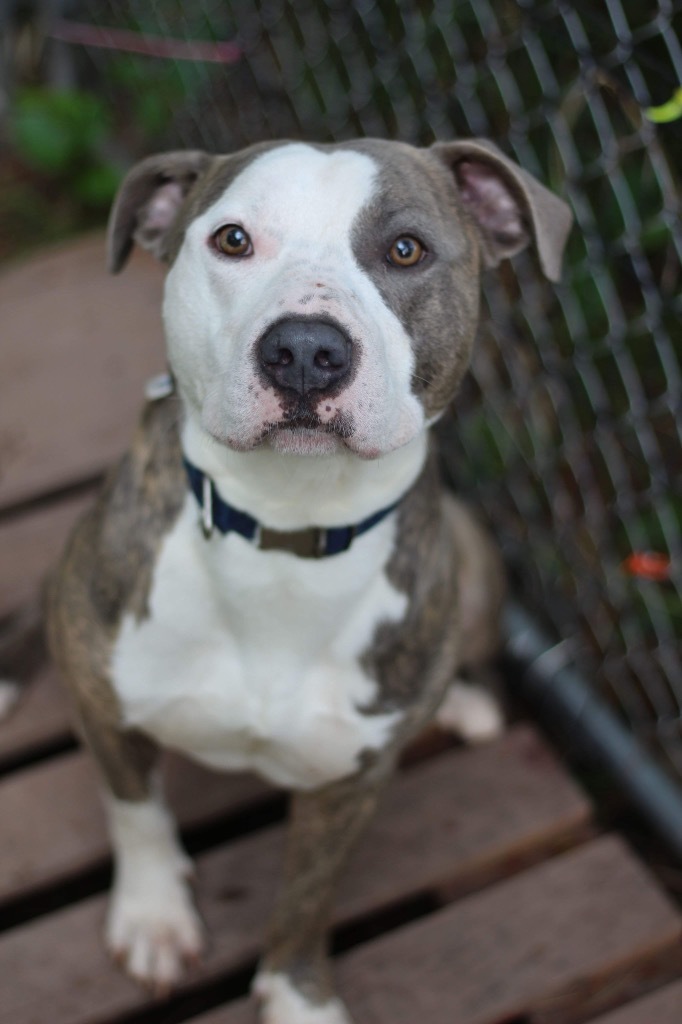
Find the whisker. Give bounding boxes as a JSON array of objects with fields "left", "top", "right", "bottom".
[{"left": 411, "top": 372, "right": 434, "bottom": 388}]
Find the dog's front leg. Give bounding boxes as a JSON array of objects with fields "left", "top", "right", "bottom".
[
  {"left": 79, "top": 713, "right": 204, "bottom": 991},
  {"left": 105, "top": 775, "right": 204, "bottom": 992},
  {"left": 254, "top": 761, "right": 393, "bottom": 1024}
]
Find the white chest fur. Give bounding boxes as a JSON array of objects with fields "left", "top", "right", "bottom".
[{"left": 111, "top": 497, "right": 406, "bottom": 789}]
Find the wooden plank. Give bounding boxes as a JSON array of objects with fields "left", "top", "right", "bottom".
[
  {"left": 0, "top": 493, "right": 96, "bottom": 762},
  {"left": 196, "top": 838, "right": 682, "bottom": 1024},
  {"left": 0, "top": 750, "right": 269, "bottom": 907},
  {"left": 339, "top": 724, "right": 591, "bottom": 916},
  {"left": 587, "top": 979, "right": 682, "bottom": 1023},
  {"left": 0, "top": 234, "right": 165, "bottom": 510},
  {"left": 0, "top": 664, "right": 71, "bottom": 770},
  {"left": 0, "top": 727, "right": 593, "bottom": 1024},
  {"left": 0, "top": 498, "right": 98, "bottom": 764},
  {"left": 0, "top": 724, "right": 588, "bottom": 913},
  {"left": 0, "top": 491, "right": 93, "bottom": 618}
]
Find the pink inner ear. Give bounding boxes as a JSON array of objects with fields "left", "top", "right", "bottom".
[
  {"left": 142, "top": 181, "right": 186, "bottom": 234},
  {"left": 455, "top": 160, "right": 525, "bottom": 245}
]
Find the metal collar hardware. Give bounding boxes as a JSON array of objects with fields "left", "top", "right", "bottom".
[{"left": 184, "top": 456, "right": 400, "bottom": 559}]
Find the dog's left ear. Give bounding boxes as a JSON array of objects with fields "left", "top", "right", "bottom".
[
  {"left": 431, "top": 139, "right": 573, "bottom": 282},
  {"left": 107, "top": 150, "right": 212, "bottom": 273}
]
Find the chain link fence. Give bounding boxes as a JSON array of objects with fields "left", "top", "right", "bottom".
[{"left": 6, "top": 2, "right": 682, "bottom": 789}]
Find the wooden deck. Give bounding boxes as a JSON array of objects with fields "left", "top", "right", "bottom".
[{"left": 1, "top": 236, "right": 681, "bottom": 1024}]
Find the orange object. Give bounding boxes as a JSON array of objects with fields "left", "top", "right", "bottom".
[{"left": 623, "top": 552, "right": 672, "bottom": 581}]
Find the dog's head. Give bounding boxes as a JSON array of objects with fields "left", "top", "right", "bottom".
[{"left": 109, "top": 139, "right": 571, "bottom": 460}]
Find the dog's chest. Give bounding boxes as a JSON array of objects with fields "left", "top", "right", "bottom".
[{"left": 111, "top": 498, "right": 406, "bottom": 789}]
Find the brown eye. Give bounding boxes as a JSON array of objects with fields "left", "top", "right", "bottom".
[
  {"left": 214, "top": 225, "right": 252, "bottom": 257},
  {"left": 387, "top": 236, "right": 425, "bottom": 267}
]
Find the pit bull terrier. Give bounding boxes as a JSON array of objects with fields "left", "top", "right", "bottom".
[{"left": 47, "top": 137, "right": 572, "bottom": 1023}]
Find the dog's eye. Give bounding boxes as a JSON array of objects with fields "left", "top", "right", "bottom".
[
  {"left": 214, "top": 225, "right": 253, "bottom": 257},
  {"left": 387, "top": 236, "right": 425, "bottom": 267}
]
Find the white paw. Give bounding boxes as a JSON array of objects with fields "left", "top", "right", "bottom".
[
  {"left": 436, "top": 680, "right": 505, "bottom": 743},
  {"left": 106, "top": 863, "right": 204, "bottom": 993},
  {"left": 254, "top": 971, "right": 353, "bottom": 1024},
  {"left": 0, "top": 680, "right": 20, "bottom": 721}
]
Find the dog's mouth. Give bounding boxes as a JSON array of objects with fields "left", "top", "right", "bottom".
[
  {"left": 261, "top": 407, "right": 355, "bottom": 456},
  {"left": 276, "top": 410, "right": 352, "bottom": 436}
]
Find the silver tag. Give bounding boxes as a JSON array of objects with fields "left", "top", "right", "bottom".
[{"left": 144, "top": 372, "right": 174, "bottom": 401}]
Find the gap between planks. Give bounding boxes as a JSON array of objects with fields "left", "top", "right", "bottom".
[
  {"left": 188, "top": 838, "right": 682, "bottom": 1024},
  {"left": 0, "top": 727, "right": 595, "bottom": 1024},
  {"left": 0, "top": 726, "right": 589, "bottom": 917}
]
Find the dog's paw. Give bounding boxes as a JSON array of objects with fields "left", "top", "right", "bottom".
[
  {"left": 0, "top": 680, "right": 20, "bottom": 721},
  {"left": 436, "top": 679, "right": 505, "bottom": 743},
  {"left": 254, "top": 972, "right": 354, "bottom": 1024},
  {"left": 106, "top": 866, "right": 204, "bottom": 994}
]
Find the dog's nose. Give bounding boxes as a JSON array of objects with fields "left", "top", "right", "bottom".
[{"left": 257, "top": 319, "right": 352, "bottom": 395}]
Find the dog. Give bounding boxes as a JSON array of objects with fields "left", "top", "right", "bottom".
[{"left": 46, "top": 137, "right": 572, "bottom": 1023}]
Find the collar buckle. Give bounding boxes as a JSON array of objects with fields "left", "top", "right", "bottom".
[
  {"left": 184, "top": 456, "right": 399, "bottom": 557},
  {"left": 201, "top": 474, "right": 214, "bottom": 539},
  {"left": 257, "top": 525, "right": 329, "bottom": 558}
]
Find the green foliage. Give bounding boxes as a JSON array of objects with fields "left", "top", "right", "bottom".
[
  {"left": 13, "top": 89, "right": 108, "bottom": 171},
  {"left": 646, "top": 87, "right": 682, "bottom": 123},
  {"left": 103, "top": 55, "right": 194, "bottom": 140},
  {"left": 10, "top": 88, "right": 121, "bottom": 207}
]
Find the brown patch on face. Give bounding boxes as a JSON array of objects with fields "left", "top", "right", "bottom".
[
  {"left": 47, "top": 395, "right": 185, "bottom": 800},
  {"left": 345, "top": 139, "right": 481, "bottom": 419}
]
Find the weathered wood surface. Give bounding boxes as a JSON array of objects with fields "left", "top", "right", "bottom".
[
  {"left": 1, "top": 236, "right": 681, "bottom": 1024},
  {"left": 0, "top": 234, "right": 164, "bottom": 510},
  {"left": 0, "top": 491, "right": 93, "bottom": 618},
  {"left": 0, "top": 728, "right": 596, "bottom": 1024},
  {"left": 0, "top": 750, "right": 269, "bottom": 906},
  {"left": 589, "top": 979, "right": 682, "bottom": 1023},
  {"left": 0, "top": 726, "right": 587, "bottom": 913},
  {"left": 0, "top": 665, "right": 71, "bottom": 769},
  {"left": 0, "top": 487, "right": 93, "bottom": 764},
  {"left": 187, "top": 839, "right": 682, "bottom": 1024}
]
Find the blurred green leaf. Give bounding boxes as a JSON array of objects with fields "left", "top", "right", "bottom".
[
  {"left": 646, "top": 87, "right": 682, "bottom": 123},
  {"left": 12, "top": 99, "right": 76, "bottom": 172},
  {"left": 11, "top": 89, "right": 111, "bottom": 174},
  {"left": 133, "top": 91, "right": 172, "bottom": 137},
  {"left": 71, "top": 164, "right": 121, "bottom": 206}
]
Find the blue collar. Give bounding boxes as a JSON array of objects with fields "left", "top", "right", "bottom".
[{"left": 183, "top": 457, "right": 400, "bottom": 558}]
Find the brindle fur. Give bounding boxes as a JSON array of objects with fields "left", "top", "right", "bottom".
[{"left": 47, "top": 395, "right": 185, "bottom": 800}]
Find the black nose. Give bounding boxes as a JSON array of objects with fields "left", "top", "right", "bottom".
[{"left": 257, "top": 319, "right": 352, "bottom": 396}]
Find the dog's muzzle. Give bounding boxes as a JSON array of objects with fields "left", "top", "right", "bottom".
[{"left": 257, "top": 318, "right": 352, "bottom": 396}]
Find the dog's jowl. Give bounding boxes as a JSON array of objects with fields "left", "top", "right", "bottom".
[{"left": 48, "top": 138, "right": 572, "bottom": 1023}]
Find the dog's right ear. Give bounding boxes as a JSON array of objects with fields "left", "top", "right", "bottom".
[
  {"left": 107, "top": 150, "right": 212, "bottom": 273},
  {"left": 431, "top": 139, "right": 572, "bottom": 283}
]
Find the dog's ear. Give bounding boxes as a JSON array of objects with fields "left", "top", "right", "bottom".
[
  {"left": 431, "top": 139, "right": 573, "bottom": 282},
  {"left": 107, "top": 150, "right": 212, "bottom": 273}
]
